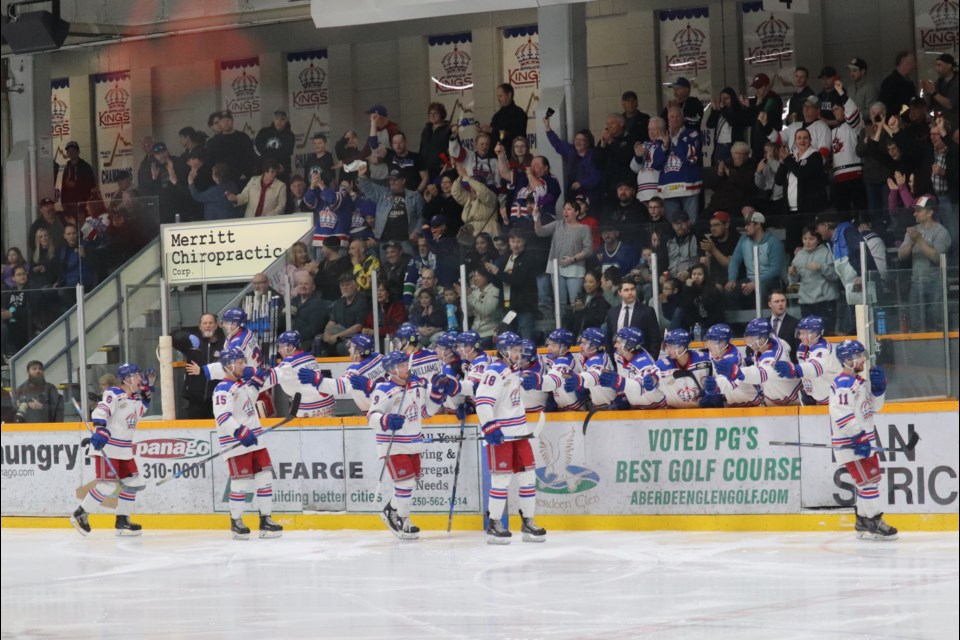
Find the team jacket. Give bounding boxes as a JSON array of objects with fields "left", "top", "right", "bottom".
[
  {"left": 305, "top": 186, "right": 354, "bottom": 245},
  {"left": 740, "top": 337, "right": 801, "bottom": 406},
  {"left": 539, "top": 352, "right": 584, "bottom": 410},
  {"left": 259, "top": 350, "right": 334, "bottom": 417},
  {"left": 475, "top": 360, "right": 532, "bottom": 440},
  {"left": 91, "top": 386, "right": 147, "bottom": 461},
  {"left": 617, "top": 351, "right": 667, "bottom": 409},
  {"left": 657, "top": 351, "right": 712, "bottom": 408},
  {"left": 796, "top": 339, "right": 843, "bottom": 405},
  {"left": 651, "top": 127, "right": 703, "bottom": 198},
  {"left": 367, "top": 376, "right": 442, "bottom": 457},
  {"left": 213, "top": 379, "right": 267, "bottom": 462},
  {"left": 829, "top": 371, "right": 886, "bottom": 465}
]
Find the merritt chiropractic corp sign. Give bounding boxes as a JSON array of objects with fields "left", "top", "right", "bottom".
[{"left": 161, "top": 214, "right": 312, "bottom": 285}]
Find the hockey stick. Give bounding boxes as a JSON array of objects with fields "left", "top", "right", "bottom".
[
  {"left": 374, "top": 352, "right": 416, "bottom": 502},
  {"left": 582, "top": 352, "right": 614, "bottom": 436},
  {"left": 155, "top": 392, "right": 301, "bottom": 487},
  {"left": 71, "top": 398, "right": 122, "bottom": 480},
  {"left": 446, "top": 410, "right": 468, "bottom": 532},
  {"left": 770, "top": 431, "right": 920, "bottom": 455}
]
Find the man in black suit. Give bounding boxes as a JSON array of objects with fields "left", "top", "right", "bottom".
[
  {"left": 767, "top": 289, "right": 799, "bottom": 362},
  {"left": 605, "top": 276, "right": 661, "bottom": 356}
]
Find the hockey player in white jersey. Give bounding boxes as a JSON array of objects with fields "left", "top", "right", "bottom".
[
  {"left": 475, "top": 332, "right": 546, "bottom": 544},
  {"left": 598, "top": 327, "right": 666, "bottom": 409},
  {"left": 654, "top": 329, "right": 711, "bottom": 408},
  {"left": 521, "top": 329, "right": 585, "bottom": 411},
  {"left": 211, "top": 348, "right": 283, "bottom": 540},
  {"left": 456, "top": 330, "right": 491, "bottom": 399},
  {"left": 252, "top": 331, "right": 334, "bottom": 416},
  {"left": 367, "top": 350, "right": 449, "bottom": 539},
  {"left": 715, "top": 318, "right": 801, "bottom": 406},
  {"left": 301, "top": 334, "right": 384, "bottom": 412},
  {"left": 829, "top": 340, "right": 897, "bottom": 540},
  {"left": 393, "top": 322, "right": 442, "bottom": 381},
  {"left": 517, "top": 339, "right": 548, "bottom": 412},
  {"left": 772, "top": 315, "right": 842, "bottom": 405},
  {"left": 431, "top": 331, "right": 468, "bottom": 415},
  {"left": 70, "top": 363, "right": 152, "bottom": 536},
  {"left": 562, "top": 327, "right": 619, "bottom": 410},
  {"left": 699, "top": 323, "right": 762, "bottom": 408},
  {"left": 198, "top": 307, "right": 262, "bottom": 380}
]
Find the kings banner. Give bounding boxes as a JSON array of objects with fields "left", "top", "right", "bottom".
[
  {"left": 658, "top": 7, "right": 712, "bottom": 105},
  {"left": 428, "top": 33, "right": 475, "bottom": 125},
  {"left": 742, "top": 2, "right": 795, "bottom": 96},
  {"left": 92, "top": 71, "right": 134, "bottom": 200},
  {"left": 914, "top": 0, "right": 959, "bottom": 85},
  {"left": 287, "top": 49, "right": 331, "bottom": 175},
  {"left": 502, "top": 25, "right": 540, "bottom": 151},
  {"left": 220, "top": 57, "right": 261, "bottom": 139},
  {"left": 51, "top": 78, "right": 71, "bottom": 165}
]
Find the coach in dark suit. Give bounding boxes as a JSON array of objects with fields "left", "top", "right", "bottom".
[
  {"left": 768, "top": 289, "right": 799, "bottom": 362},
  {"left": 605, "top": 276, "right": 661, "bottom": 356}
]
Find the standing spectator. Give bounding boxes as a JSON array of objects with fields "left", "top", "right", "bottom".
[
  {"left": 599, "top": 181, "right": 644, "bottom": 248},
  {"left": 570, "top": 270, "right": 610, "bottom": 336},
  {"left": 422, "top": 171, "right": 464, "bottom": 238},
  {"left": 706, "top": 88, "right": 753, "bottom": 164},
  {"left": 448, "top": 129, "right": 499, "bottom": 192},
  {"left": 699, "top": 210, "right": 739, "bottom": 279},
  {"left": 285, "top": 175, "right": 313, "bottom": 214},
  {"left": 206, "top": 110, "right": 258, "bottom": 182},
  {"left": 143, "top": 142, "right": 190, "bottom": 225},
  {"left": 466, "top": 269, "right": 501, "bottom": 343},
  {"left": 357, "top": 164, "right": 424, "bottom": 256},
  {"left": 661, "top": 77, "right": 704, "bottom": 131},
  {"left": 782, "top": 96, "right": 832, "bottom": 157},
  {"left": 58, "top": 141, "right": 97, "bottom": 224},
  {"left": 1, "top": 267, "right": 36, "bottom": 358},
  {"left": 464, "top": 232, "right": 499, "bottom": 276},
  {"left": 285, "top": 241, "right": 318, "bottom": 287},
  {"left": 897, "top": 195, "right": 952, "bottom": 330},
  {"left": 255, "top": 108, "right": 296, "bottom": 182},
  {"left": 858, "top": 102, "right": 892, "bottom": 215},
  {"left": 486, "top": 83, "right": 528, "bottom": 148},
  {"left": 814, "top": 212, "right": 879, "bottom": 331},
  {"left": 322, "top": 273, "right": 370, "bottom": 356},
  {"left": 754, "top": 141, "right": 784, "bottom": 213},
  {"left": 363, "top": 281, "right": 407, "bottom": 341},
  {"left": 705, "top": 142, "right": 757, "bottom": 214},
  {"left": 922, "top": 53, "right": 959, "bottom": 130},
  {"left": 830, "top": 81, "right": 868, "bottom": 213},
  {"left": 3, "top": 248, "right": 29, "bottom": 289},
  {"left": 621, "top": 90, "right": 651, "bottom": 142},
  {"left": 534, "top": 200, "right": 593, "bottom": 316},
  {"left": 451, "top": 163, "right": 499, "bottom": 239},
  {"left": 28, "top": 198, "right": 64, "bottom": 255},
  {"left": 749, "top": 73, "right": 785, "bottom": 159},
  {"left": 788, "top": 225, "right": 840, "bottom": 333},
  {"left": 604, "top": 276, "right": 661, "bottom": 356},
  {"left": 787, "top": 67, "right": 815, "bottom": 124},
  {"left": 136, "top": 136, "right": 155, "bottom": 193},
  {"left": 314, "top": 236, "right": 353, "bottom": 303},
  {"left": 846, "top": 58, "right": 879, "bottom": 115},
  {"left": 171, "top": 313, "right": 225, "bottom": 419},
  {"left": 879, "top": 51, "right": 917, "bottom": 117},
  {"left": 55, "top": 224, "right": 95, "bottom": 293},
  {"left": 594, "top": 113, "right": 637, "bottom": 207},
  {"left": 11, "top": 361, "right": 63, "bottom": 423},
  {"left": 366, "top": 105, "right": 403, "bottom": 182},
  {"left": 927, "top": 119, "right": 958, "bottom": 247},
  {"left": 776, "top": 128, "right": 829, "bottom": 249},
  {"left": 816, "top": 66, "right": 843, "bottom": 127},
  {"left": 630, "top": 117, "right": 666, "bottom": 204},
  {"left": 227, "top": 159, "right": 287, "bottom": 218},
  {"left": 184, "top": 148, "right": 214, "bottom": 193},
  {"left": 544, "top": 115, "right": 601, "bottom": 205},
  {"left": 484, "top": 229, "right": 538, "bottom": 340},
  {"left": 30, "top": 228, "right": 59, "bottom": 288},
  {"left": 304, "top": 133, "right": 338, "bottom": 187},
  {"left": 382, "top": 132, "right": 429, "bottom": 194},
  {"left": 419, "top": 102, "right": 452, "bottom": 181},
  {"left": 767, "top": 289, "right": 800, "bottom": 360},
  {"left": 334, "top": 129, "right": 369, "bottom": 184},
  {"left": 725, "top": 211, "right": 786, "bottom": 306},
  {"left": 652, "top": 106, "right": 703, "bottom": 223},
  {"left": 189, "top": 162, "right": 238, "bottom": 221}
]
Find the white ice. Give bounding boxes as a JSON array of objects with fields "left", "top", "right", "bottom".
[{"left": 1, "top": 528, "right": 957, "bottom": 639}]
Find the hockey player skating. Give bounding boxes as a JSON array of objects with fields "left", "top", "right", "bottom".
[
  {"left": 699, "top": 323, "right": 762, "bottom": 408},
  {"left": 655, "top": 329, "right": 711, "bottom": 408},
  {"left": 475, "top": 331, "right": 546, "bottom": 544},
  {"left": 70, "top": 363, "right": 152, "bottom": 536},
  {"left": 212, "top": 348, "right": 283, "bottom": 540},
  {"left": 598, "top": 327, "right": 666, "bottom": 409},
  {"left": 366, "top": 351, "right": 449, "bottom": 539},
  {"left": 829, "top": 339, "right": 897, "bottom": 541},
  {"left": 771, "top": 315, "right": 842, "bottom": 405},
  {"left": 714, "top": 318, "right": 801, "bottom": 406},
  {"left": 522, "top": 329, "right": 584, "bottom": 410},
  {"left": 255, "top": 331, "right": 334, "bottom": 416},
  {"left": 563, "top": 328, "right": 619, "bottom": 410}
]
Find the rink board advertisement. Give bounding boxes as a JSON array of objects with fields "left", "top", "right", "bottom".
[{"left": 161, "top": 214, "right": 312, "bottom": 285}]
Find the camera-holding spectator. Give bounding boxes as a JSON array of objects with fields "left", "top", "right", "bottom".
[
  {"left": 699, "top": 210, "right": 739, "bottom": 279},
  {"left": 227, "top": 158, "right": 287, "bottom": 218},
  {"left": 255, "top": 108, "right": 296, "bottom": 182},
  {"left": 788, "top": 225, "right": 840, "bottom": 334},
  {"left": 3, "top": 247, "right": 29, "bottom": 289},
  {"left": 11, "top": 360, "right": 63, "bottom": 423},
  {"left": 671, "top": 263, "right": 724, "bottom": 332},
  {"left": 172, "top": 313, "right": 225, "bottom": 419},
  {"left": 897, "top": 195, "right": 952, "bottom": 331},
  {"left": 706, "top": 88, "right": 752, "bottom": 164}
]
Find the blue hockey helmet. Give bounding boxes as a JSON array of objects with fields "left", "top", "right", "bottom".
[
  {"left": 394, "top": 322, "right": 420, "bottom": 347},
  {"left": 117, "top": 362, "right": 141, "bottom": 383},
  {"left": 221, "top": 307, "right": 246, "bottom": 325},
  {"left": 616, "top": 327, "right": 644, "bottom": 353},
  {"left": 745, "top": 317, "right": 772, "bottom": 339},
  {"left": 798, "top": 315, "right": 824, "bottom": 336},
  {"left": 547, "top": 328, "right": 574, "bottom": 347},
  {"left": 381, "top": 350, "right": 408, "bottom": 372},
  {"left": 349, "top": 334, "right": 374, "bottom": 357},
  {"left": 521, "top": 339, "right": 538, "bottom": 364},
  {"left": 276, "top": 330, "right": 301, "bottom": 348},
  {"left": 579, "top": 327, "right": 606, "bottom": 349},
  {"left": 457, "top": 330, "right": 482, "bottom": 351},
  {"left": 835, "top": 339, "right": 866, "bottom": 364},
  {"left": 664, "top": 329, "right": 691, "bottom": 347},
  {"left": 496, "top": 331, "right": 522, "bottom": 357},
  {"left": 704, "top": 323, "right": 732, "bottom": 343},
  {"left": 436, "top": 331, "right": 460, "bottom": 349},
  {"left": 219, "top": 347, "right": 245, "bottom": 367}
]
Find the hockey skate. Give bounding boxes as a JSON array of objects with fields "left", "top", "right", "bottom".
[
  {"left": 259, "top": 515, "right": 283, "bottom": 539},
  {"left": 231, "top": 517, "right": 251, "bottom": 540},
  {"left": 519, "top": 509, "right": 546, "bottom": 543},
  {"left": 380, "top": 503, "right": 418, "bottom": 540},
  {"left": 69, "top": 506, "right": 90, "bottom": 536},
  {"left": 485, "top": 512, "right": 512, "bottom": 545},
  {"left": 115, "top": 515, "right": 142, "bottom": 537},
  {"left": 855, "top": 513, "right": 898, "bottom": 541}
]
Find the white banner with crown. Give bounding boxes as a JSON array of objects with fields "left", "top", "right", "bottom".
[
  {"left": 914, "top": 0, "right": 959, "bottom": 88},
  {"left": 742, "top": 2, "right": 796, "bottom": 97},
  {"left": 287, "top": 49, "right": 331, "bottom": 176},
  {"left": 51, "top": 78, "right": 71, "bottom": 166},
  {"left": 92, "top": 71, "right": 134, "bottom": 202},
  {"left": 219, "top": 57, "right": 261, "bottom": 140},
  {"left": 658, "top": 7, "right": 712, "bottom": 105},
  {"left": 428, "top": 33, "right": 475, "bottom": 129},
  {"left": 502, "top": 25, "right": 540, "bottom": 151}
]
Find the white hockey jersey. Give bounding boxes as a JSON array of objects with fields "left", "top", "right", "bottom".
[
  {"left": 409, "top": 348, "right": 442, "bottom": 382},
  {"left": 518, "top": 358, "right": 548, "bottom": 413},
  {"left": 367, "top": 376, "right": 441, "bottom": 457},
  {"left": 319, "top": 353, "right": 385, "bottom": 412},
  {"left": 213, "top": 379, "right": 267, "bottom": 461},
  {"left": 540, "top": 352, "right": 585, "bottom": 410},
  {"left": 203, "top": 328, "right": 262, "bottom": 381},
  {"left": 779, "top": 119, "right": 832, "bottom": 157},
  {"left": 260, "top": 350, "right": 333, "bottom": 417},
  {"left": 91, "top": 386, "right": 147, "bottom": 461},
  {"left": 475, "top": 360, "right": 531, "bottom": 440},
  {"left": 711, "top": 347, "right": 762, "bottom": 407},
  {"left": 740, "top": 337, "right": 801, "bottom": 405},
  {"left": 657, "top": 351, "right": 712, "bottom": 408},
  {"left": 573, "top": 351, "right": 618, "bottom": 408},
  {"left": 459, "top": 352, "right": 491, "bottom": 398},
  {"left": 796, "top": 338, "right": 843, "bottom": 405},
  {"left": 617, "top": 351, "right": 667, "bottom": 409},
  {"left": 829, "top": 371, "right": 885, "bottom": 465},
  {"left": 831, "top": 94, "right": 863, "bottom": 181}
]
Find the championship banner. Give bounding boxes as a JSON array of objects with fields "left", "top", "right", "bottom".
[
  {"left": 219, "top": 57, "right": 261, "bottom": 139},
  {"left": 658, "top": 7, "right": 712, "bottom": 105},
  {"left": 51, "top": 78, "right": 71, "bottom": 165},
  {"left": 914, "top": 0, "right": 959, "bottom": 86},
  {"left": 502, "top": 25, "right": 540, "bottom": 151},
  {"left": 287, "top": 49, "right": 331, "bottom": 175},
  {"left": 92, "top": 71, "right": 134, "bottom": 201},
  {"left": 742, "top": 1, "right": 795, "bottom": 96},
  {"left": 428, "top": 33, "right": 475, "bottom": 126}
]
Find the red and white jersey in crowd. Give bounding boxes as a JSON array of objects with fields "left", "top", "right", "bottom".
[
  {"left": 574, "top": 351, "right": 618, "bottom": 408},
  {"left": 203, "top": 327, "right": 263, "bottom": 381},
  {"left": 779, "top": 119, "right": 832, "bottom": 158},
  {"left": 740, "top": 337, "right": 801, "bottom": 405},
  {"left": 829, "top": 371, "right": 886, "bottom": 465},
  {"left": 831, "top": 95, "right": 863, "bottom": 181},
  {"left": 91, "top": 387, "right": 147, "bottom": 461},
  {"left": 367, "top": 376, "right": 441, "bottom": 457},
  {"left": 617, "top": 351, "right": 667, "bottom": 409},
  {"left": 475, "top": 360, "right": 531, "bottom": 440},
  {"left": 711, "top": 347, "right": 762, "bottom": 407},
  {"left": 630, "top": 140, "right": 661, "bottom": 201},
  {"left": 656, "top": 351, "right": 712, "bottom": 408},
  {"left": 796, "top": 339, "right": 843, "bottom": 405},
  {"left": 540, "top": 352, "right": 584, "bottom": 409},
  {"left": 213, "top": 379, "right": 267, "bottom": 462},
  {"left": 260, "top": 350, "right": 334, "bottom": 417}
]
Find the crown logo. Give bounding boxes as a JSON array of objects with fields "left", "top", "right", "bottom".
[
  {"left": 930, "top": 0, "right": 959, "bottom": 28},
  {"left": 232, "top": 71, "right": 259, "bottom": 99},
  {"left": 51, "top": 94, "right": 68, "bottom": 123},
  {"left": 673, "top": 22, "right": 706, "bottom": 58},
  {"left": 105, "top": 83, "right": 129, "bottom": 112},
  {"left": 298, "top": 63, "right": 326, "bottom": 92},
  {"left": 756, "top": 14, "right": 789, "bottom": 49},
  {"left": 442, "top": 45, "right": 471, "bottom": 76},
  {"left": 515, "top": 37, "right": 540, "bottom": 70}
]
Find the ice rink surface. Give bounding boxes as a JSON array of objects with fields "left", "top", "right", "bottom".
[{"left": 1, "top": 527, "right": 957, "bottom": 639}]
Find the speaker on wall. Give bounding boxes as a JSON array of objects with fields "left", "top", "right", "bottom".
[{"left": 1, "top": 10, "right": 70, "bottom": 54}]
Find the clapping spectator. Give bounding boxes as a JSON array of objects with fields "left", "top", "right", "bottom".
[
  {"left": 466, "top": 269, "right": 501, "bottom": 346},
  {"left": 464, "top": 232, "right": 498, "bottom": 277},
  {"left": 788, "top": 226, "right": 840, "bottom": 333},
  {"left": 775, "top": 128, "right": 829, "bottom": 249},
  {"left": 754, "top": 141, "right": 784, "bottom": 214},
  {"left": 705, "top": 142, "right": 757, "bottom": 214},
  {"left": 706, "top": 88, "right": 753, "bottom": 164},
  {"left": 897, "top": 195, "right": 952, "bottom": 331}
]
